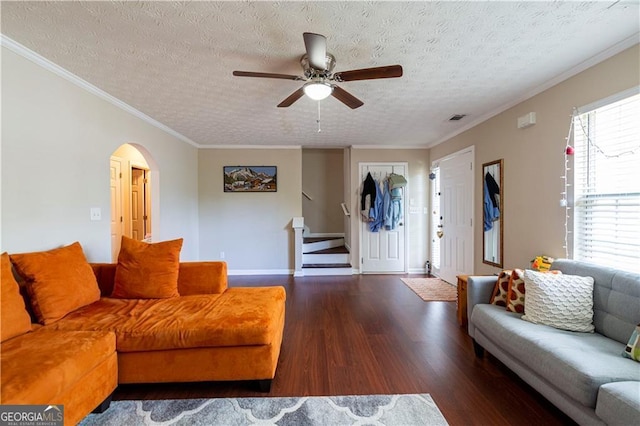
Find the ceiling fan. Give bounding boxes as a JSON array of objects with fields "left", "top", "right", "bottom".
[{"left": 233, "top": 32, "right": 403, "bottom": 109}]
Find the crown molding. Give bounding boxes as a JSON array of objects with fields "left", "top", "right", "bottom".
[
  {"left": 428, "top": 33, "right": 640, "bottom": 149},
  {"left": 199, "top": 144, "right": 302, "bottom": 150},
  {"left": 1, "top": 35, "right": 200, "bottom": 148},
  {"left": 351, "top": 145, "right": 428, "bottom": 150}
]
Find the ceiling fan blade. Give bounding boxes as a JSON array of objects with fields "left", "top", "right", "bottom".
[
  {"left": 303, "top": 32, "right": 327, "bottom": 70},
  {"left": 333, "top": 65, "right": 403, "bottom": 82},
  {"left": 331, "top": 86, "right": 364, "bottom": 109},
  {"left": 277, "top": 88, "right": 305, "bottom": 108},
  {"left": 233, "top": 71, "right": 301, "bottom": 80}
]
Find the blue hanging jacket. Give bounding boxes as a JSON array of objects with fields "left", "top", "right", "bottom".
[
  {"left": 385, "top": 186, "right": 403, "bottom": 230},
  {"left": 369, "top": 179, "right": 385, "bottom": 232},
  {"left": 484, "top": 180, "right": 499, "bottom": 231}
]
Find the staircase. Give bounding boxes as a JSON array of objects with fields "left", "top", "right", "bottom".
[{"left": 302, "top": 237, "right": 352, "bottom": 276}]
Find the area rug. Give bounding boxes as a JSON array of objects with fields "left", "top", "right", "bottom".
[
  {"left": 400, "top": 278, "right": 457, "bottom": 302},
  {"left": 80, "top": 394, "right": 448, "bottom": 425}
]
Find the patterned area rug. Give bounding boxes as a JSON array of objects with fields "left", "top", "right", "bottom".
[
  {"left": 400, "top": 278, "right": 457, "bottom": 302},
  {"left": 81, "top": 394, "right": 448, "bottom": 425}
]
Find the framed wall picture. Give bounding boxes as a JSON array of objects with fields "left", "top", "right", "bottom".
[{"left": 223, "top": 166, "right": 277, "bottom": 192}]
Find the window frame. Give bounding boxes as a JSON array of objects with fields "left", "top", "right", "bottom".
[{"left": 570, "top": 87, "right": 640, "bottom": 272}]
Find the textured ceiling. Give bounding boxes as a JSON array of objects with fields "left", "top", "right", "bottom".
[{"left": 1, "top": 1, "right": 639, "bottom": 148}]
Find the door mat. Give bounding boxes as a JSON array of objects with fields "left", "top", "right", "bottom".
[{"left": 400, "top": 278, "right": 457, "bottom": 302}]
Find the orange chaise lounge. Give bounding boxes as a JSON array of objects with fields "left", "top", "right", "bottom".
[{"left": 1, "top": 238, "right": 286, "bottom": 424}]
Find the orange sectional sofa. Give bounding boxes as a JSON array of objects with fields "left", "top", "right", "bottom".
[
  {"left": 1, "top": 252, "right": 119, "bottom": 426},
  {"left": 56, "top": 262, "right": 286, "bottom": 387},
  {"left": 1, "top": 242, "right": 286, "bottom": 425},
  {"left": 1, "top": 329, "right": 118, "bottom": 425}
]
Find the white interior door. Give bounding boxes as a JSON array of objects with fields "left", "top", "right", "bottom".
[
  {"left": 131, "top": 167, "right": 145, "bottom": 240},
  {"left": 360, "top": 163, "right": 407, "bottom": 273},
  {"left": 438, "top": 149, "right": 473, "bottom": 284},
  {"left": 110, "top": 157, "right": 123, "bottom": 262}
]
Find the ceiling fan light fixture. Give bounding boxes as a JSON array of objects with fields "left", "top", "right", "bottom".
[{"left": 303, "top": 81, "right": 333, "bottom": 101}]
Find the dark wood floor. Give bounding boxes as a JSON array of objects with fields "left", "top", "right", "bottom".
[{"left": 114, "top": 274, "right": 575, "bottom": 425}]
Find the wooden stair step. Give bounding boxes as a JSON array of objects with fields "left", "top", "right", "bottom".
[
  {"left": 303, "top": 263, "right": 351, "bottom": 268},
  {"left": 303, "top": 237, "right": 343, "bottom": 243}
]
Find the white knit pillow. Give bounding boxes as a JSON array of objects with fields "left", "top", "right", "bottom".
[{"left": 522, "top": 270, "right": 595, "bottom": 333}]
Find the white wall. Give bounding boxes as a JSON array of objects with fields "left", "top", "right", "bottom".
[
  {"left": 1, "top": 47, "right": 200, "bottom": 261},
  {"left": 198, "top": 148, "right": 302, "bottom": 273},
  {"left": 349, "top": 148, "right": 430, "bottom": 273},
  {"left": 430, "top": 44, "right": 640, "bottom": 274},
  {"left": 343, "top": 147, "right": 351, "bottom": 249}
]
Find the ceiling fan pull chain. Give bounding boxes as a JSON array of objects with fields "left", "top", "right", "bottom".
[{"left": 317, "top": 101, "right": 322, "bottom": 133}]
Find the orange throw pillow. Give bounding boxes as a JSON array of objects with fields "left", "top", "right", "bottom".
[
  {"left": 1, "top": 253, "right": 32, "bottom": 341},
  {"left": 112, "top": 236, "right": 183, "bottom": 299},
  {"left": 10, "top": 242, "right": 101, "bottom": 325}
]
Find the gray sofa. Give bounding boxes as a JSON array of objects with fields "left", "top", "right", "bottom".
[{"left": 467, "top": 259, "right": 640, "bottom": 425}]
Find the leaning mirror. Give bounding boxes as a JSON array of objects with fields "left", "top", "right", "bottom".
[{"left": 483, "top": 159, "right": 503, "bottom": 267}]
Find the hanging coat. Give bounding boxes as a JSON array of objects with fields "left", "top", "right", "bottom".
[
  {"left": 383, "top": 179, "right": 392, "bottom": 228},
  {"left": 484, "top": 180, "right": 499, "bottom": 231},
  {"left": 485, "top": 172, "right": 500, "bottom": 209},
  {"left": 385, "top": 186, "right": 403, "bottom": 230},
  {"left": 369, "top": 179, "right": 385, "bottom": 232},
  {"left": 361, "top": 172, "right": 377, "bottom": 211}
]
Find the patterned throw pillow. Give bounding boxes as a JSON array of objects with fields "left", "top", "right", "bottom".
[
  {"left": 490, "top": 270, "right": 512, "bottom": 307},
  {"left": 521, "top": 270, "right": 595, "bottom": 332},
  {"left": 506, "top": 269, "right": 526, "bottom": 313},
  {"left": 506, "top": 269, "right": 562, "bottom": 314},
  {"left": 622, "top": 324, "right": 640, "bottom": 362}
]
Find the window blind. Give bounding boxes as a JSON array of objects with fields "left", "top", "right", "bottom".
[{"left": 572, "top": 92, "right": 640, "bottom": 273}]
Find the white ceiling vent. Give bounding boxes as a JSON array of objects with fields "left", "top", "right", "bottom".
[{"left": 449, "top": 114, "right": 467, "bottom": 121}]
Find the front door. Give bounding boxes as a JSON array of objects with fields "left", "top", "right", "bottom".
[
  {"left": 360, "top": 163, "right": 407, "bottom": 273},
  {"left": 438, "top": 148, "right": 474, "bottom": 284}
]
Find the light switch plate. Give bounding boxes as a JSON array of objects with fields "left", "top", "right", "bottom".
[{"left": 90, "top": 207, "right": 101, "bottom": 221}]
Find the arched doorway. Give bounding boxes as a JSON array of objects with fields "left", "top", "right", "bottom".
[{"left": 110, "top": 143, "right": 157, "bottom": 261}]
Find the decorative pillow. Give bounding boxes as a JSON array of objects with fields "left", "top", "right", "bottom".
[
  {"left": 112, "top": 236, "right": 183, "bottom": 299},
  {"left": 622, "top": 324, "right": 640, "bottom": 362},
  {"left": 521, "top": 270, "right": 594, "bottom": 332},
  {"left": 1, "top": 253, "right": 32, "bottom": 341},
  {"left": 506, "top": 269, "right": 562, "bottom": 314},
  {"left": 531, "top": 255, "right": 554, "bottom": 271},
  {"left": 10, "top": 242, "right": 101, "bottom": 325},
  {"left": 490, "top": 270, "right": 512, "bottom": 307},
  {"left": 506, "top": 269, "right": 526, "bottom": 313}
]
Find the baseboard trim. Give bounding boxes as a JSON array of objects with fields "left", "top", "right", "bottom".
[
  {"left": 408, "top": 268, "right": 427, "bottom": 274},
  {"left": 228, "top": 269, "right": 293, "bottom": 276}
]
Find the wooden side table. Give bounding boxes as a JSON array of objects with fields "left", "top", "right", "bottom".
[{"left": 457, "top": 275, "right": 469, "bottom": 330}]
